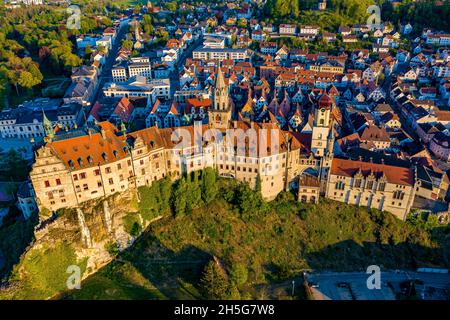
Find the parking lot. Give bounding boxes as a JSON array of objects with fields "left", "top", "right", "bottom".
[{"left": 306, "top": 271, "right": 450, "bottom": 300}]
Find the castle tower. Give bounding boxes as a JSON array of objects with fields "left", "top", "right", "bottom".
[
  {"left": 208, "top": 66, "right": 232, "bottom": 129},
  {"left": 311, "top": 93, "right": 332, "bottom": 157}
]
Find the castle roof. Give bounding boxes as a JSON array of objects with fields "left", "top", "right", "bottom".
[
  {"left": 47, "top": 122, "right": 129, "bottom": 171},
  {"left": 330, "top": 158, "right": 414, "bottom": 186}
]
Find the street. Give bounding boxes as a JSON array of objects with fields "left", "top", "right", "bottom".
[
  {"left": 92, "top": 18, "right": 131, "bottom": 104},
  {"left": 305, "top": 271, "right": 450, "bottom": 300},
  {"left": 169, "top": 35, "right": 204, "bottom": 95}
]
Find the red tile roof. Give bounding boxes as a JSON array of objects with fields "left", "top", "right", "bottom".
[
  {"left": 330, "top": 158, "right": 414, "bottom": 186},
  {"left": 49, "top": 122, "right": 128, "bottom": 170}
]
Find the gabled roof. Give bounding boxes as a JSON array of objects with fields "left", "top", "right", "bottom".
[
  {"left": 331, "top": 158, "right": 414, "bottom": 186},
  {"left": 48, "top": 122, "right": 129, "bottom": 170}
]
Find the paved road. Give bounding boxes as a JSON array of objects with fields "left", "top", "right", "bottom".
[
  {"left": 92, "top": 18, "right": 130, "bottom": 104},
  {"left": 169, "top": 36, "right": 203, "bottom": 95},
  {"left": 305, "top": 271, "right": 450, "bottom": 300}
]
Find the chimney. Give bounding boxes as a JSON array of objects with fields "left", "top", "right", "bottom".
[
  {"left": 233, "top": 120, "right": 238, "bottom": 129},
  {"left": 381, "top": 158, "right": 385, "bottom": 164},
  {"left": 369, "top": 157, "right": 373, "bottom": 163},
  {"left": 101, "top": 127, "right": 106, "bottom": 139}
]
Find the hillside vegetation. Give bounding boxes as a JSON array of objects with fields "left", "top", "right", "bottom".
[{"left": 60, "top": 170, "right": 450, "bottom": 300}]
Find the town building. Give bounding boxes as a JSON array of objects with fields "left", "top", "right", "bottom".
[
  {"left": 192, "top": 47, "right": 248, "bottom": 61},
  {"left": 326, "top": 158, "right": 416, "bottom": 220}
]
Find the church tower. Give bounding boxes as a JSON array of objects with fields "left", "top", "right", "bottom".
[
  {"left": 42, "top": 110, "right": 54, "bottom": 141},
  {"left": 311, "top": 93, "right": 332, "bottom": 157},
  {"left": 209, "top": 66, "right": 232, "bottom": 129}
]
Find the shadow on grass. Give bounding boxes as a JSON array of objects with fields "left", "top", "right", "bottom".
[
  {"left": 304, "top": 239, "right": 450, "bottom": 271},
  {"left": 121, "top": 232, "right": 212, "bottom": 299},
  {"left": 60, "top": 230, "right": 212, "bottom": 300},
  {"left": 0, "top": 210, "right": 38, "bottom": 281}
]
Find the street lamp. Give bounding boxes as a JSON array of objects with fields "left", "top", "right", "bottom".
[{"left": 291, "top": 280, "right": 295, "bottom": 297}]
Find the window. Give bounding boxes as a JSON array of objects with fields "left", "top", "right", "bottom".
[
  {"left": 79, "top": 172, "right": 87, "bottom": 179},
  {"left": 108, "top": 178, "right": 114, "bottom": 185},
  {"left": 335, "top": 181, "right": 345, "bottom": 190},
  {"left": 73, "top": 174, "right": 78, "bottom": 181},
  {"left": 378, "top": 182, "right": 386, "bottom": 192},
  {"left": 97, "top": 181, "right": 102, "bottom": 187},
  {"left": 44, "top": 180, "right": 50, "bottom": 188},
  {"left": 83, "top": 184, "right": 88, "bottom": 191},
  {"left": 105, "top": 167, "right": 112, "bottom": 174},
  {"left": 56, "top": 179, "right": 61, "bottom": 186},
  {"left": 393, "top": 190, "right": 405, "bottom": 200},
  {"left": 354, "top": 178, "right": 362, "bottom": 188},
  {"left": 117, "top": 163, "right": 122, "bottom": 170},
  {"left": 94, "top": 169, "right": 100, "bottom": 176}
]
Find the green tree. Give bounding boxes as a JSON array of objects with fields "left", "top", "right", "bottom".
[
  {"left": 237, "top": 18, "right": 247, "bottom": 28},
  {"left": 230, "top": 263, "right": 248, "bottom": 286},
  {"left": 165, "top": 1, "right": 177, "bottom": 12},
  {"left": 142, "top": 14, "right": 154, "bottom": 35},
  {"left": 1, "top": 149, "right": 29, "bottom": 181},
  {"left": 200, "top": 260, "right": 229, "bottom": 300},
  {"left": 227, "top": 283, "right": 241, "bottom": 299},
  {"left": 121, "top": 39, "right": 133, "bottom": 50},
  {"left": 158, "top": 176, "right": 172, "bottom": 213},
  {"left": 201, "top": 168, "right": 218, "bottom": 204},
  {"left": 172, "top": 177, "right": 188, "bottom": 217},
  {"left": 255, "top": 174, "right": 262, "bottom": 193},
  {"left": 17, "top": 71, "right": 39, "bottom": 89},
  {"left": 188, "top": 171, "right": 203, "bottom": 211}
]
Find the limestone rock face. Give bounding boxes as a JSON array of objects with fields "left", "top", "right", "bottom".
[{"left": 32, "top": 189, "right": 141, "bottom": 281}]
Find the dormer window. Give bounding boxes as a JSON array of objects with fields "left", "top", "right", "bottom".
[
  {"left": 68, "top": 160, "right": 74, "bottom": 168},
  {"left": 102, "top": 152, "right": 108, "bottom": 161},
  {"left": 87, "top": 156, "right": 93, "bottom": 163},
  {"left": 113, "top": 150, "right": 119, "bottom": 158},
  {"left": 78, "top": 157, "right": 84, "bottom": 166}
]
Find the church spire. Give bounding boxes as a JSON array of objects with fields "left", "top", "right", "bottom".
[
  {"left": 209, "top": 64, "right": 232, "bottom": 129},
  {"left": 215, "top": 65, "right": 226, "bottom": 89}
]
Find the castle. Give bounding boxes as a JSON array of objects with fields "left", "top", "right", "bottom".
[{"left": 30, "top": 69, "right": 420, "bottom": 220}]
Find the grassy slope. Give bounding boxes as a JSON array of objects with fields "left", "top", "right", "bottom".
[{"left": 62, "top": 192, "right": 450, "bottom": 300}]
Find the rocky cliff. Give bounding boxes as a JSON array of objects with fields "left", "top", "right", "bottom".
[{"left": 0, "top": 188, "right": 154, "bottom": 299}]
